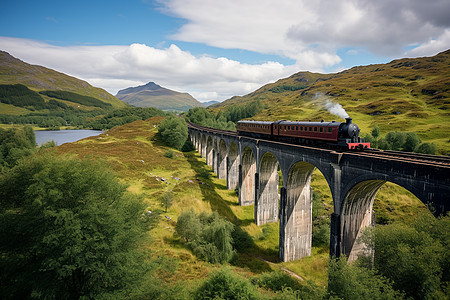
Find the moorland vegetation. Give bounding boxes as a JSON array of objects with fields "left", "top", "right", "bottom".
[
  {"left": 1, "top": 120, "right": 448, "bottom": 299},
  {"left": 1, "top": 49, "right": 449, "bottom": 299}
]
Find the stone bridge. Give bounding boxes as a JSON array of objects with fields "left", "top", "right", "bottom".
[{"left": 188, "top": 123, "right": 450, "bottom": 262}]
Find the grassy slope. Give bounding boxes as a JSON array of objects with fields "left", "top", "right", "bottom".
[
  {"left": 210, "top": 50, "right": 450, "bottom": 154},
  {"left": 52, "top": 117, "right": 429, "bottom": 291},
  {"left": 0, "top": 51, "right": 127, "bottom": 112}
]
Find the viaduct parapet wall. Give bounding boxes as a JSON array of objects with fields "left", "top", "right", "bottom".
[{"left": 188, "top": 123, "right": 450, "bottom": 261}]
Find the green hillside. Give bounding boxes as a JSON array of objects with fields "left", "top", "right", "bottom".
[
  {"left": 48, "top": 117, "right": 434, "bottom": 298},
  {"left": 210, "top": 49, "right": 450, "bottom": 154},
  {"left": 0, "top": 51, "right": 127, "bottom": 114}
]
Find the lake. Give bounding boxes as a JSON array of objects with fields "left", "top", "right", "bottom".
[{"left": 34, "top": 129, "right": 104, "bottom": 146}]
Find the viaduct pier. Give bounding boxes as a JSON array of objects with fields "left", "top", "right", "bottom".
[{"left": 187, "top": 122, "right": 450, "bottom": 261}]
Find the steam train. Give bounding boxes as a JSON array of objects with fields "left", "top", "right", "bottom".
[{"left": 236, "top": 118, "right": 370, "bottom": 150}]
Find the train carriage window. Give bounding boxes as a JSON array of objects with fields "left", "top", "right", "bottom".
[
  {"left": 296, "top": 126, "right": 298, "bottom": 130},
  {"left": 314, "top": 127, "right": 318, "bottom": 132},
  {"left": 300, "top": 126, "right": 303, "bottom": 131},
  {"left": 309, "top": 127, "right": 312, "bottom": 131},
  {"left": 320, "top": 127, "right": 323, "bottom": 132},
  {"left": 328, "top": 128, "right": 332, "bottom": 133}
]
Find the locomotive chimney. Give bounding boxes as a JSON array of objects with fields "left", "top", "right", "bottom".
[{"left": 345, "top": 117, "right": 352, "bottom": 124}]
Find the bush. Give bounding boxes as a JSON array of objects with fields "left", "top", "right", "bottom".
[
  {"left": 327, "top": 256, "right": 405, "bottom": 300},
  {"left": 416, "top": 142, "right": 436, "bottom": 154},
  {"left": 193, "top": 268, "right": 260, "bottom": 300},
  {"left": 164, "top": 149, "right": 174, "bottom": 158},
  {"left": 403, "top": 132, "right": 421, "bottom": 152},
  {"left": 175, "top": 210, "right": 236, "bottom": 264},
  {"left": 252, "top": 270, "right": 301, "bottom": 291},
  {"left": 181, "top": 138, "right": 196, "bottom": 152},
  {"left": 360, "top": 213, "right": 449, "bottom": 299},
  {"left": 372, "top": 130, "right": 436, "bottom": 154}
]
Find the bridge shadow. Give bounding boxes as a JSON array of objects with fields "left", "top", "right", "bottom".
[{"left": 184, "top": 151, "right": 275, "bottom": 273}]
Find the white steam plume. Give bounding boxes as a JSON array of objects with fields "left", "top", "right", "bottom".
[{"left": 314, "top": 92, "right": 349, "bottom": 119}]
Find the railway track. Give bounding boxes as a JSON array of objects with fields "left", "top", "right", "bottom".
[
  {"left": 188, "top": 122, "right": 450, "bottom": 168},
  {"left": 347, "top": 148, "right": 450, "bottom": 168}
]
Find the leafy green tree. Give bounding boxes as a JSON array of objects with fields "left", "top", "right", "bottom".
[
  {"left": 175, "top": 210, "right": 235, "bottom": 264},
  {"left": 160, "top": 191, "right": 173, "bottom": 212},
  {"left": 175, "top": 209, "right": 202, "bottom": 243},
  {"left": 384, "top": 131, "right": 406, "bottom": 150},
  {"left": 403, "top": 132, "right": 421, "bottom": 152},
  {"left": 416, "top": 142, "right": 436, "bottom": 155},
  {"left": 371, "top": 126, "right": 380, "bottom": 139},
  {"left": 158, "top": 116, "right": 188, "bottom": 150},
  {"left": 193, "top": 212, "right": 235, "bottom": 264},
  {"left": 0, "top": 126, "right": 36, "bottom": 169},
  {"left": 361, "top": 215, "right": 447, "bottom": 299},
  {"left": 327, "top": 256, "right": 405, "bottom": 300},
  {"left": 0, "top": 154, "right": 149, "bottom": 299}
]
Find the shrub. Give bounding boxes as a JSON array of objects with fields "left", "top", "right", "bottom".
[
  {"left": 416, "top": 142, "right": 436, "bottom": 154},
  {"left": 403, "top": 132, "right": 421, "bottom": 152},
  {"left": 164, "top": 149, "right": 174, "bottom": 158},
  {"left": 193, "top": 268, "right": 260, "bottom": 300},
  {"left": 175, "top": 210, "right": 236, "bottom": 264},
  {"left": 360, "top": 213, "right": 449, "bottom": 299},
  {"left": 327, "top": 256, "right": 405, "bottom": 300},
  {"left": 252, "top": 270, "right": 301, "bottom": 292}
]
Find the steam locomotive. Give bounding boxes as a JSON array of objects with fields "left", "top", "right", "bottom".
[{"left": 236, "top": 118, "right": 370, "bottom": 150}]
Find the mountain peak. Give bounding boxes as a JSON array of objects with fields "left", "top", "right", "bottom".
[
  {"left": 115, "top": 81, "right": 204, "bottom": 112},
  {"left": 142, "top": 82, "right": 161, "bottom": 90}
]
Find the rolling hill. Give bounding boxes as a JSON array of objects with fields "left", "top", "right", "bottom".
[
  {"left": 116, "top": 81, "right": 204, "bottom": 112},
  {"left": 0, "top": 51, "right": 126, "bottom": 115},
  {"left": 210, "top": 49, "right": 450, "bottom": 153}
]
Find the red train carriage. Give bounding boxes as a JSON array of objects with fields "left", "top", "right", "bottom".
[{"left": 237, "top": 118, "right": 370, "bottom": 150}]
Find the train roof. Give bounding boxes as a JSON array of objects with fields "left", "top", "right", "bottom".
[
  {"left": 237, "top": 120, "right": 273, "bottom": 125},
  {"left": 277, "top": 120, "right": 342, "bottom": 127},
  {"left": 237, "top": 120, "right": 342, "bottom": 127}
]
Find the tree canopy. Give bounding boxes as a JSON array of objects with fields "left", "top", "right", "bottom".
[
  {"left": 158, "top": 116, "right": 189, "bottom": 150},
  {"left": 0, "top": 154, "right": 149, "bottom": 299},
  {"left": 0, "top": 126, "right": 36, "bottom": 170}
]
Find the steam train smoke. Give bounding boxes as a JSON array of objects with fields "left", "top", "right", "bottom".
[{"left": 314, "top": 92, "right": 350, "bottom": 119}]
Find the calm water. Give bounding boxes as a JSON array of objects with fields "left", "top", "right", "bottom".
[{"left": 34, "top": 130, "right": 103, "bottom": 146}]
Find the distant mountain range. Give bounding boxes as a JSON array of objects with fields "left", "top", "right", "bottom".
[
  {"left": 115, "top": 82, "right": 204, "bottom": 112},
  {"left": 0, "top": 51, "right": 126, "bottom": 113},
  {"left": 202, "top": 100, "right": 220, "bottom": 107}
]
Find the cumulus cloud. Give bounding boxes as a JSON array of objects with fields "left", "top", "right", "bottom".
[
  {"left": 405, "top": 29, "right": 450, "bottom": 58},
  {"left": 0, "top": 36, "right": 296, "bottom": 101},
  {"left": 159, "top": 0, "right": 450, "bottom": 59},
  {"left": 2, "top": 1, "right": 449, "bottom": 103}
]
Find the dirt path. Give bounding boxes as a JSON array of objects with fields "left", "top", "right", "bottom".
[{"left": 256, "top": 256, "right": 304, "bottom": 281}]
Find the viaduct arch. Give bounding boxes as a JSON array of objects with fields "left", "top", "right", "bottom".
[{"left": 188, "top": 123, "right": 450, "bottom": 262}]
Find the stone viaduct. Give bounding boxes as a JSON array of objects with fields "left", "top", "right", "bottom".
[{"left": 187, "top": 123, "right": 450, "bottom": 262}]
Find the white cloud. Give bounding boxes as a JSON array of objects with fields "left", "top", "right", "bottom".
[
  {"left": 158, "top": 0, "right": 450, "bottom": 60},
  {"left": 2, "top": 0, "right": 449, "bottom": 103},
  {"left": 0, "top": 36, "right": 297, "bottom": 102},
  {"left": 404, "top": 30, "right": 450, "bottom": 58}
]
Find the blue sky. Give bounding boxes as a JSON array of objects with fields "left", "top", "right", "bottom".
[{"left": 1, "top": 0, "right": 450, "bottom": 101}]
